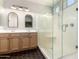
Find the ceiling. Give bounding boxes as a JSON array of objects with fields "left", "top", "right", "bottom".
[
  {"left": 3, "top": 0, "right": 58, "bottom": 14},
  {"left": 24, "top": 0, "right": 53, "bottom": 6}
]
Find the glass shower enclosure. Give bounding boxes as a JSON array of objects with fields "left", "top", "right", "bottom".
[{"left": 38, "top": 0, "right": 78, "bottom": 59}]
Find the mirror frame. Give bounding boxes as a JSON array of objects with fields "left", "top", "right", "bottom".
[
  {"left": 25, "top": 14, "right": 33, "bottom": 28},
  {"left": 8, "top": 12, "right": 18, "bottom": 28}
]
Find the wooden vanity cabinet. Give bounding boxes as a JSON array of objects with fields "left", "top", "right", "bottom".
[{"left": 0, "top": 32, "right": 37, "bottom": 54}]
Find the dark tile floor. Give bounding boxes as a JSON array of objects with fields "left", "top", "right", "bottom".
[{"left": 0, "top": 48, "right": 46, "bottom": 59}]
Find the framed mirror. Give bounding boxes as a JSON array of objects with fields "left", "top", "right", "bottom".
[
  {"left": 25, "top": 14, "right": 33, "bottom": 28},
  {"left": 8, "top": 12, "right": 18, "bottom": 28}
]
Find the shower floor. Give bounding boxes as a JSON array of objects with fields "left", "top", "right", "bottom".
[{"left": 0, "top": 47, "right": 46, "bottom": 59}]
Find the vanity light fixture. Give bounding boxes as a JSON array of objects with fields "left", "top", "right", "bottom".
[
  {"left": 11, "top": 5, "right": 29, "bottom": 12},
  {"left": 18, "top": 7, "right": 23, "bottom": 10},
  {"left": 25, "top": 9, "right": 29, "bottom": 12}
]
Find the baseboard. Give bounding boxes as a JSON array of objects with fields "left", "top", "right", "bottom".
[{"left": 38, "top": 46, "right": 50, "bottom": 59}]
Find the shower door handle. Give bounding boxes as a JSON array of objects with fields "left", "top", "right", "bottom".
[
  {"left": 62, "top": 24, "right": 68, "bottom": 32},
  {"left": 75, "top": 45, "right": 78, "bottom": 49}
]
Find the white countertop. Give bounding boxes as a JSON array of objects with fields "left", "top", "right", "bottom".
[{"left": 0, "top": 30, "right": 37, "bottom": 33}]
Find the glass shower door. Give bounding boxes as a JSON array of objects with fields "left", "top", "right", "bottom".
[
  {"left": 62, "top": 0, "right": 78, "bottom": 59},
  {"left": 52, "top": 0, "right": 63, "bottom": 59},
  {"left": 53, "top": 0, "right": 78, "bottom": 59}
]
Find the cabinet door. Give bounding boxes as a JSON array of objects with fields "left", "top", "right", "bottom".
[
  {"left": 30, "top": 33, "right": 37, "bottom": 48},
  {"left": 22, "top": 37, "right": 29, "bottom": 49},
  {"left": 0, "top": 38, "right": 9, "bottom": 52},
  {"left": 10, "top": 38, "right": 19, "bottom": 51}
]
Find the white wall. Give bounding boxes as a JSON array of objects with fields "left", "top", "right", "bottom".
[
  {"left": 0, "top": 8, "right": 37, "bottom": 30},
  {"left": 0, "top": 0, "right": 3, "bottom": 7},
  {"left": 0, "top": 0, "right": 3, "bottom": 26},
  {"left": 37, "top": 14, "right": 53, "bottom": 59}
]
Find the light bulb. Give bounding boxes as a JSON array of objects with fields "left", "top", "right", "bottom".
[
  {"left": 25, "top": 9, "right": 29, "bottom": 12},
  {"left": 11, "top": 6, "right": 16, "bottom": 9},
  {"left": 18, "top": 8, "right": 23, "bottom": 10}
]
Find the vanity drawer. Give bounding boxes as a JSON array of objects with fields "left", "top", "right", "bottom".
[
  {"left": 20, "top": 33, "right": 29, "bottom": 37},
  {"left": 10, "top": 33, "right": 20, "bottom": 37},
  {"left": 10, "top": 33, "right": 29, "bottom": 37},
  {"left": 0, "top": 33, "right": 9, "bottom": 38}
]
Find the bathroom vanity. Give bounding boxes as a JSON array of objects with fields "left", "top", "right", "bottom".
[
  {"left": 0, "top": 10, "right": 38, "bottom": 54},
  {"left": 0, "top": 32, "right": 37, "bottom": 54}
]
